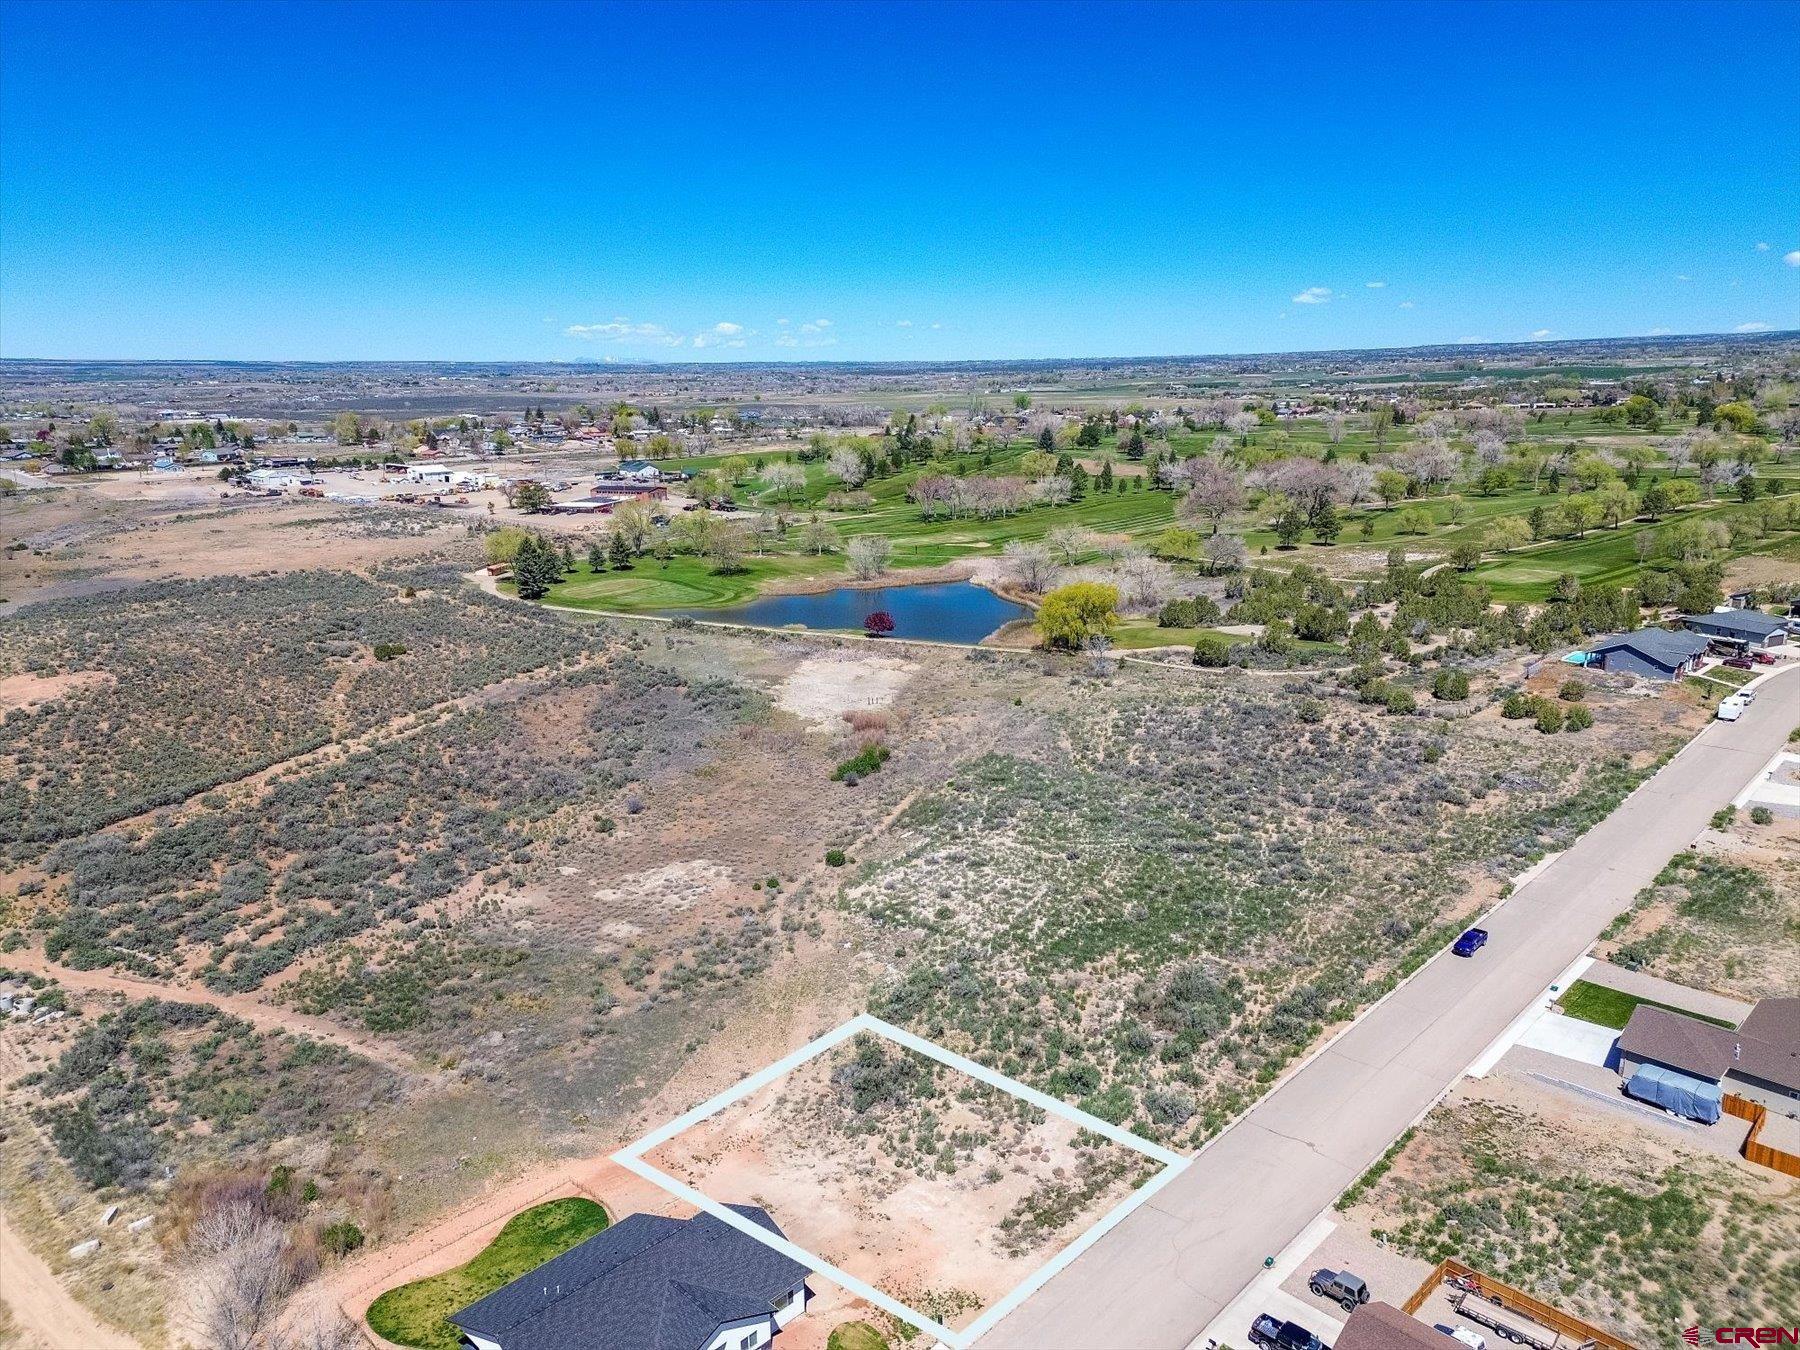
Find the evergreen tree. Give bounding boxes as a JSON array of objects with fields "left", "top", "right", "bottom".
[
  {"left": 1274, "top": 506, "right": 1307, "bottom": 548},
  {"left": 608, "top": 530, "right": 634, "bottom": 570},
  {"left": 513, "top": 535, "right": 559, "bottom": 599}
]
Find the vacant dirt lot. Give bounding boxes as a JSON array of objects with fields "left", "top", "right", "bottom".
[
  {"left": 1598, "top": 813, "right": 1800, "bottom": 1000},
  {"left": 776, "top": 652, "right": 918, "bottom": 727},
  {"left": 647, "top": 1032, "right": 1158, "bottom": 1331}
]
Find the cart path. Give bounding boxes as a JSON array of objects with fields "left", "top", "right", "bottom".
[
  {"left": 981, "top": 664, "right": 1800, "bottom": 1349},
  {"left": 0, "top": 1213, "right": 140, "bottom": 1350}
]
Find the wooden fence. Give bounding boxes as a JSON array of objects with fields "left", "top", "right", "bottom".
[
  {"left": 1402, "top": 1257, "right": 1637, "bottom": 1349},
  {"left": 1724, "top": 1093, "right": 1800, "bottom": 1178}
]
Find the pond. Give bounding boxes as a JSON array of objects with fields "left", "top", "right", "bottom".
[{"left": 662, "top": 580, "right": 1030, "bottom": 645}]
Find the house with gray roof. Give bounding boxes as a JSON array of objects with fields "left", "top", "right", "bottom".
[
  {"left": 1585, "top": 627, "right": 1710, "bottom": 680},
  {"left": 451, "top": 1205, "right": 809, "bottom": 1350},
  {"left": 1616, "top": 996, "right": 1800, "bottom": 1120},
  {"left": 1681, "top": 608, "right": 1789, "bottom": 649}
]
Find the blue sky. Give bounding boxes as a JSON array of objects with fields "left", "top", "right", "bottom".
[{"left": 2, "top": 0, "right": 1796, "bottom": 362}]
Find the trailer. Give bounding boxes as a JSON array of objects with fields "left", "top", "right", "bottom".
[{"left": 1452, "top": 1292, "right": 1595, "bottom": 1349}]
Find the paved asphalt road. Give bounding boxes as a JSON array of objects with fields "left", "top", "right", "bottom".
[{"left": 982, "top": 667, "right": 1800, "bottom": 1350}]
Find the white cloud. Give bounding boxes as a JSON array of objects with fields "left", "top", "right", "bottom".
[
  {"left": 930, "top": 322, "right": 942, "bottom": 330},
  {"left": 563, "top": 318, "right": 684, "bottom": 346},
  {"left": 1365, "top": 280, "right": 1386, "bottom": 289},
  {"left": 1785, "top": 251, "right": 1800, "bottom": 267},
  {"left": 1756, "top": 241, "right": 1771, "bottom": 251},
  {"left": 691, "top": 321, "right": 749, "bottom": 349},
  {"left": 1735, "top": 321, "right": 1773, "bottom": 332},
  {"left": 1398, "top": 301, "right": 1416, "bottom": 310},
  {"left": 895, "top": 319, "right": 913, "bottom": 328},
  {"left": 1291, "top": 286, "right": 1332, "bottom": 305},
  {"left": 1649, "top": 327, "right": 1673, "bottom": 336},
  {"left": 1675, "top": 273, "right": 1692, "bottom": 282},
  {"left": 774, "top": 318, "right": 837, "bottom": 350},
  {"left": 1531, "top": 329, "right": 1552, "bottom": 339}
]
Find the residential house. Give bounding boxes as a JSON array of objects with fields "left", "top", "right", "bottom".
[
  {"left": 450, "top": 1206, "right": 808, "bottom": 1350},
  {"left": 1616, "top": 996, "right": 1800, "bottom": 1120},
  {"left": 1336, "top": 1303, "right": 1445, "bottom": 1350},
  {"left": 616, "top": 460, "right": 664, "bottom": 482},
  {"left": 1584, "top": 627, "right": 1710, "bottom": 681},
  {"left": 1681, "top": 609, "right": 1789, "bottom": 651}
]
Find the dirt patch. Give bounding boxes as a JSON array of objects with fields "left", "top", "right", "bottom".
[
  {"left": 0, "top": 1214, "right": 139, "bottom": 1350},
  {"left": 0, "top": 670, "right": 113, "bottom": 711},
  {"left": 645, "top": 1033, "right": 1158, "bottom": 1331},
  {"left": 583, "top": 859, "right": 739, "bottom": 939},
  {"left": 776, "top": 654, "right": 918, "bottom": 728}
]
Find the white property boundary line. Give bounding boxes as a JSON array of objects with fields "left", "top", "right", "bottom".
[{"left": 613, "top": 1012, "right": 1190, "bottom": 1350}]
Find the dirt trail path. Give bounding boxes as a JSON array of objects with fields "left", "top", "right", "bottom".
[
  {"left": 317, "top": 1158, "right": 680, "bottom": 1325},
  {"left": 103, "top": 649, "right": 603, "bottom": 836},
  {"left": 2, "top": 948, "right": 423, "bottom": 1078},
  {"left": 0, "top": 1214, "right": 139, "bottom": 1350}
]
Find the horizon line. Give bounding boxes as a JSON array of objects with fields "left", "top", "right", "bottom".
[{"left": 2, "top": 328, "right": 1795, "bottom": 373}]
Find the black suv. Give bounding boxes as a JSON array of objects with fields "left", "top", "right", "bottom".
[{"left": 1249, "top": 1313, "right": 1329, "bottom": 1350}]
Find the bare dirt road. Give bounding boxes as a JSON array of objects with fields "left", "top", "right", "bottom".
[
  {"left": 2, "top": 947, "right": 423, "bottom": 1079},
  {"left": 0, "top": 1214, "right": 138, "bottom": 1350},
  {"left": 981, "top": 665, "right": 1800, "bottom": 1349}
]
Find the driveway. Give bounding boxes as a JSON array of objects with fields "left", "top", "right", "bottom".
[{"left": 980, "top": 667, "right": 1800, "bottom": 1349}]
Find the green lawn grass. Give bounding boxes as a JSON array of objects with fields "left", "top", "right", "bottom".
[
  {"left": 827, "top": 1323, "right": 892, "bottom": 1350},
  {"left": 366, "top": 1198, "right": 610, "bottom": 1350},
  {"left": 536, "top": 553, "right": 842, "bottom": 612},
  {"left": 531, "top": 423, "right": 1795, "bottom": 612},
  {"left": 1557, "top": 978, "right": 1737, "bottom": 1031}
]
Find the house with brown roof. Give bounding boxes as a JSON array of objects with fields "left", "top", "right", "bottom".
[
  {"left": 1616, "top": 996, "right": 1800, "bottom": 1119},
  {"left": 1335, "top": 1302, "right": 1445, "bottom": 1350}
]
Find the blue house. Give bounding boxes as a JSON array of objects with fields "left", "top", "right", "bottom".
[
  {"left": 1681, "top": 609, "right": 1789, "bottom": 650},
  {"left": 1585, "top": 627, "right": 1710, "bottom": 681},
  {"left": 451, "top": 1206, "right": 809, "bottom": 1350}
]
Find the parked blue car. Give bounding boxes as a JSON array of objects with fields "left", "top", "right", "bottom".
[{"left": 1452, "top": 927, "right": 1489, "bottom": 957}]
